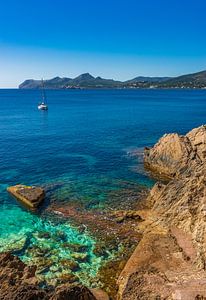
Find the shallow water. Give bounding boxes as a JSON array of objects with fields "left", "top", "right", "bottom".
[{"left": 0, "top": 88, "right": 206, "bottom": 285}]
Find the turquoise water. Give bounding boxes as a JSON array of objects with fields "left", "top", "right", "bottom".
[
  {"left": 0, "top": 204, "right": 105, "bottom": 286},
  {"left": 1, "top": 88, "right": 206, "bottom": 285}
]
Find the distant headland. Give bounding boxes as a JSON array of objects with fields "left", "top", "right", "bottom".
[{"left": 19, "top": 70, "right": 206, "bottom": 90}]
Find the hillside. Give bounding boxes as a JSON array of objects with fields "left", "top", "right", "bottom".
[
  {"left": 19, "top": 70, "right": 206, "bottom": 89},
  {"left": 19, "top": 73, "right": 122, "bottom": 89},
  {"left": 160, "top": 70, "right": 206, "bottom": 88},
  {"left": 126, "top": 76, "right": 171, "bottom": 83}
]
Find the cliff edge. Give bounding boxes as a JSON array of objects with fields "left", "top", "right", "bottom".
[
  {"left": 118, "top": 125, "right": 206, "bottom": 299},
  {"left": 144, "top": 125, "right": 206, "bottom": 178}
]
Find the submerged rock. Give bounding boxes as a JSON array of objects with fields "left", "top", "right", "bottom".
[
  {"left": 0, "top": 235, "right": 27, "bottom": 253},
  {"left": 110, "top": 210, "right": 142, "bottom": 223},
  {"left": 7, "top": 184, "right": 45, "bottom": 209},
  {"left": 71, "top": 252, "right": 89, "bottom": 263},
  {"left": 57, "top": 272, "right": 79, "bottom": 284},
  {"left": 53, "top": 231, "right": 67, "bottom": 242},
  {"left": 60, "top": 259, "right": 79, "bottom": 271},
  {"left": 37, "top": 232, "right": 51, "bottom": 239},
  {"left": 93, "top": 244, "right": 108, "bottom": 258},
  {"left": 0, "top": 252, "right": 107, "bottom": 300},
  {"left": 62, "top": 242, "right": 88, "bottom": 252}
]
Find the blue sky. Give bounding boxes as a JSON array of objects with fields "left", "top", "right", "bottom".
[{"left": 0, "top": 0, "right": 206, "bottom": 87}]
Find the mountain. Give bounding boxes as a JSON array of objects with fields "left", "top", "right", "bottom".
[
  {"left": 72, "top": 73, "right": 95, "bottom": 82},
  {"left": 19, "top": 77, "right": 72, "bottom": 89},
  {"left": 19, "top": 70, "right": 206, "bottom": 89},
  {"left": 160, "top": 70, "right": 206, "bottom": 88},
  {"left": 19, "top": 73, "right": 122, "bottom": 89},
  {"left": 19, "top": 79, "right": 42, "bottom": 89},
  {"left": 126, "top": 76, "right": 171, "bottom": 83},
  {"left": 126, "top": 70, "right": 206, "bottom": 88}
]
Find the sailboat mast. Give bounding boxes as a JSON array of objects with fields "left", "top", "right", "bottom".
[
  {"left": 38, "top": 78, "right": 48, "bottom": 110},
  {"left": 41, "top": 79, "right": 46, "bottom": 103}
]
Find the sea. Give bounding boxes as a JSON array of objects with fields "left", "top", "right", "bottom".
[{"left": 0, "top": 88, "right": 206, "bottom": 286}]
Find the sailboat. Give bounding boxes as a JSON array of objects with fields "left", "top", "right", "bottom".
[{"left": 38, "top": 79, "right": 48, "bottom": 110}]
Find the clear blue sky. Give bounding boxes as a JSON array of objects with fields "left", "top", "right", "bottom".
[{"left": 0, "top": 0, "right": 206, "bottom": 87}]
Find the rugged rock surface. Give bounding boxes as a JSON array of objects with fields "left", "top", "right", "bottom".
[
  {"left": 0, "top": 252, "right": 105, "bottom": 300},
  {"left": 0, "top": 252, "right": 47, "bottom": 300},
  {"left": 50, "top": 284, "right": 97, "bottom": 300},
  {"left": 7, "top": 185, "right": 45, "bottom": 209},
  {"left": 118, "top": 125, "right": 206, "bottom": 299},
  {"left": 144, "top": 125, "right": 206, "bottom": 178}
]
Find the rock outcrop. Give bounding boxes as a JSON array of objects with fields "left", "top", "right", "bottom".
[
  {"left": 0, "top": 252, "right": 47, "bottom": 300},
  {"left": 0, "top": 252, "right": 105, "bottom": 300},
  {"left": 144, "top": 125, "right": 206, "bottom": 178},
  {"left": 50, "top": 284, "right": 97, "bottom": 300},
  {"left": 118, "top": 125, "right": 206, "bottom": 299},
  {"left": 7, "top": 185, "right": 45, "bottom": 209}
]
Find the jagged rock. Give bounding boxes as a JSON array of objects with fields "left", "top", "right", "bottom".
[
  {"left": 7, "top": 185, "right": 45, "bottom": 209},
  {"left": 0, "top": 235, "right": 27, "bottom": 253},
  {"left": 50, "top": 283, "right": 96, "bottom": 300},
  {"left": 37, "top": 232, "right": 51, "bottom": 239},
  {"left": 0, "top": 252, "right": 107, "bottom": 300},
  {"left": 144, "top": 125, "right": 206, "bottom": 178},
  {"left": 186, "top": 125, "right": 206, "bottom": 161},
  {"left": 0, "top": 252, "right": 37, "bottom": 283},
  {"left": 71, "top": 252, "right": 89, "bottom": 262},
  {"left": 62, "top": 242, "right": 88, "bottom": 252},
  {"left": 143, "top": 126, "right": 206, "bottom": 269},
  {"left": 0, "top": 285, "right": 49, "bottom": 300},
  {"left": 0, "top": 252, "right": 46, "bottom": 300},
  {"left": 90, "top": 288, "right": 110, "bottom": 300},
  {"left": 56, "top": 273, "right": 79, "bottom": 284},
  {"left": 93, "top": 244, "right": 109, "bottom": 258},
  {"left": 60, "top": 259, "right": 79, "bottom": 271},
  {"left": 110, "top": 210, "right": 142, "bottom": 223},
  {"left": 118, "top": 125, "right": 206, "bottom": 300}
]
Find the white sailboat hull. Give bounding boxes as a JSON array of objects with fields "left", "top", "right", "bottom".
[{"left": 38, "top": 103, "right": 48, "bottom": 110}]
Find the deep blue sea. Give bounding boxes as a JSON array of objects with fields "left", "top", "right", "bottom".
[{"left": 0, "top": 88, "right": 206, "bottom": 286}]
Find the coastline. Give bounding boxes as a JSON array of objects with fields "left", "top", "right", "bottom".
[
  {"left": 118, "top": 125, "right": 206, "bottom": 299},
  {"left": 2, "top": 124, "right": 206, "bottom": 299},
  {"left": 17, "top": 87, "right": 206, "bottom": 90},
  {"left": 46, "top": 186, "right": 148, "bottom": 297},
  {"left": 19, "top": 70, "right": 206, "bottom": 90}
]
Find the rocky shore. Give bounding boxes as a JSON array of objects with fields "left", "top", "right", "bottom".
[
  {"left": 0, "top": 252, "right": 110, "bottom": 300},
  {"left": 46, "top": 188, "right": 147, "bottom": 298},
  {"left": 118, "top": 125, "right": 206, "bottom": 299},
  {"left": 2, "top": 125, "right": 206, "bottom": 299}
]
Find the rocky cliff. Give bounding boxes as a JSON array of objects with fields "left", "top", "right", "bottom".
[
  {"left": 118, "top": 125, "right": 206, "bottom": 299},
  {"left": 144, "top": 125, "right": 206, "bottom": 178}
]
